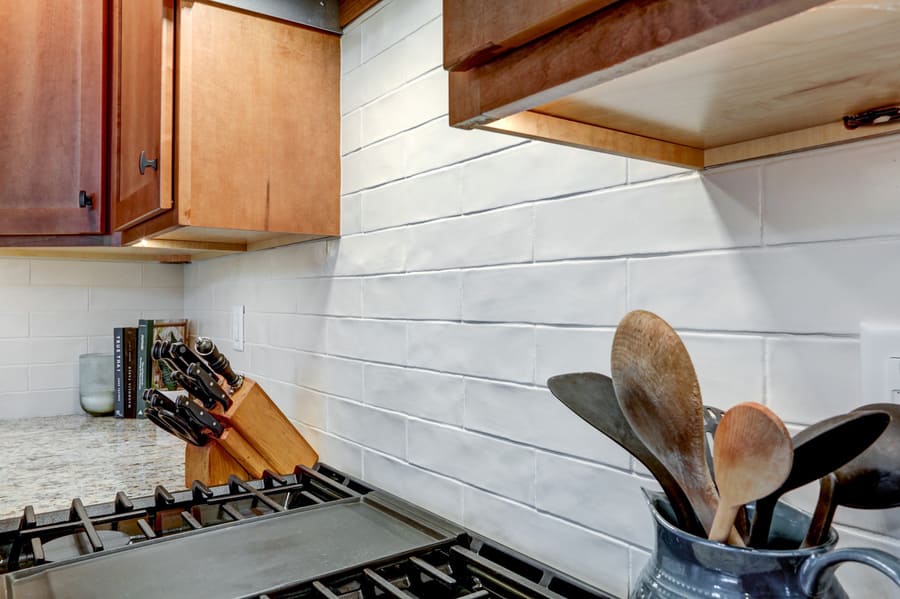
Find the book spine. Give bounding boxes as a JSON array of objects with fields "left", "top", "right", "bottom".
[
  {"left": 123, "top": 327, "right": 138, "bottom": 419},
  {"left": 113, "top": 327, "right": 125, "bottom": 419},
  {"left": 136, "top": 319, "right": 154, "bottom": 419}
]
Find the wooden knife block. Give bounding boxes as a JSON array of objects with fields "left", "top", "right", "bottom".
[{"left": 184, "top": 377, "right": 318, "bottom": 486}]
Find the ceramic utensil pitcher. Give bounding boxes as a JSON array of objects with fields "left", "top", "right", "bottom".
[{"left": 632, "top": 490, "right": 900, "bottom": 598}]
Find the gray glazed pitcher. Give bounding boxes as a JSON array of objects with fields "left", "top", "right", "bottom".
[{"left": 632, "top": 490, "right": 900, "bottom": 598}]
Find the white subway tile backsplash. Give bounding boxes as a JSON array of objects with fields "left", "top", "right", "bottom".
[
  {"left": 140, "top": 264, "right": 183, "bottom": 288},
  {"left": 2, "top": 288, "right": 88, "bottom": 312},
  {"left": 363, "top": 451, "right": 464, "bottom": 523},
  {"left": 535, "top": 327, "right": 615, "bottom": 385},
  {"left": 326, "top": 228, "right": 407, "bottom": 275},
  {"left": 361, "top": 167, "right": 462, "bottom": 231},
  {"left": 341, "top": 193, "right": 362, "bottom": 235},
  {"left": 764, "top": 137, "right": 900, "bottom": 245},
  {"left": 296, "top": 425, "right": 363, "bottom": 478},
  {"left": 404, "top": 118, "right": 522, "bottom": 177},
  {"left": 464, "top": 379, "right": 631, "bottom": 468},
  {"left": 766, "top": 336, "right": 860, "bottom": 424},
  {"left": 30, "top": 261, "right": 141, "bottom": 287},
  {"left": 463, "top": 487, "right": 631, "bottom": 598},
  {"left": 28, "top": 363, "right": 77, "bottom": 391},
  {"left": 0, "top": 314, "right": 29, "bottom": 338},
  {"left": 408, "top": 322, "right": 534, "bottom": 382},
  {"left": 0, "top": 260, "right": 29, "bottom": 286},
  {"left": 360, "top": 69, "right": 446, "bottom": 146},
  {"left": 364, "top": 363, "right": 464, "bottom": 424},
  {"left": 30, "top": 311, "right": 141, "bottom": 338},
  {"left": 408, "top": 420, "right": 535, "bottom": 503},
  {"left": 295, "top": 352, "right": 363, "bottom": 400},
  {"left": 627, "top": 159, "right": 690, "bottom": 183},
  {"left": 0, "top": 389, "right": 79, "bottom": 419},
  {"left": 248, "top": 345, "right": 296, "bottom": 383},
  {"left": 244, "top": 313, "right": 327, "bottom": 354},
  {"left": 340, "top": 17, "right": 440, "bottom": 115},
  {"left": 680, "top": 333, "right": 765, "bottom": 410},
  {"left": 340, "top": 25, "right": 362, "bottom": 75},
  {"left": 91, "top": 287, "right": 181, "bottom": 311},
  {"left": 296, "top": 278, "right": 362, "bottom": 317},
  {"left": 461, "top": 142, "right": 626, "bottom": 212},
  {"left": 341, "top": 111, "right": 362, "bottom": 156},
  {"left": 326, "top": 317, "right": 407, "bottom": 363},
  {"left": 535, "top": 169, "right": 760, "bottom": 260},
  {"left": 341, "top": 132, "right": 408, "bottom": 193},
  {"left": 535, "top": 453, "right": 655, "bottom": 548},
  {"left": 328, "top": 399, "right": 407, "bottom": 458},
  {"left": 629, "top": 240, "right": 900, "bottom": 334},
  {"left": 0, "top": 339, "right": 87, "bottom": 366},
  {"left": 0, "top": 367, "right": 27, "bottom": 393},
  {"left": 462, "top": 261, "right": 627, "bottom": 325},
  {"left": 406, "top": 206, "right": 533, "bottom": 271},
  {"left": 363, "top": 271, "right": 460, "bottom": 320},
  {"left": 360, "top": 0, "right": 441, "bottom": 63}
]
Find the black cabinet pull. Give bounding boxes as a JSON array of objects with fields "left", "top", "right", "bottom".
[
  {"left": 78, "top": 191, "right": 93, "bottom": 208},
  {"left": 139, "top": 150, "right": 159, "bottom": 175}
]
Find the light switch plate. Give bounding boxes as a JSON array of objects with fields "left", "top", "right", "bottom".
[
  {"left": 860, "top": 322, "right": 900, "bottom": 405},
  {"left": 231, "top": 305, "right": 245, "bottom": 352}
]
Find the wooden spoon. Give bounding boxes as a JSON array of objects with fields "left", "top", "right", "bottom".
[
  {"left": 547, "top": 372, "right": 704, "bottom": 535},
  {"left": 803, "top": 403, "right": 900, "bottom": 547},
  {"left": 611, "top": 310, "right": 738, "bottom": 542},
  {"left": 748, "top": 409, "right": 891, "bottom": 547},
  {"left": 709, "top": 402, "right": 793, "bottom": 544}
]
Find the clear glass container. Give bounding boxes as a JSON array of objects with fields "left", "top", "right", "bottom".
[{"left": 79, "top": 353, "right": 115, "bottom": 416}]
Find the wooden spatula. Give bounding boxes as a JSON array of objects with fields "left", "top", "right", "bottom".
[
  {"left": 709, "top": 402, "right": 793, "bottom": 544},
  {"left": 611, "top": 310, "right": 737, "bottom": 542}
]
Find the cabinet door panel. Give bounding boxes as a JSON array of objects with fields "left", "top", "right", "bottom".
[
  {"left": 177, "top": 2, "right": 339, "bottom": 235},
  {"left": 0, "top": 0, "right": 105, "bottom": 235},
  {"left": 111, "top": 0, "right": 173, "bottom": 231}
]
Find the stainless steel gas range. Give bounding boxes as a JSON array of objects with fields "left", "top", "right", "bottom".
[{"left": 0, "top": 463, "right": 614, "bottom": 598}]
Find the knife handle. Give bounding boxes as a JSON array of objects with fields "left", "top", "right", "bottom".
[{"left": 195, "top": 337, "right": 243, "bottom": 389}]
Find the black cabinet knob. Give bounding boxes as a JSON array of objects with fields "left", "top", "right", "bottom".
[
  {"left": 78, "top": 191, "right": 93, "bottom": 208},
  {"left": 139, "top": 150, "right": 159, "bottom": 175}
]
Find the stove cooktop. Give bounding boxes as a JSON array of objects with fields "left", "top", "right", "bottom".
[{"left": 0, "top": 464, "right": 614, "bottom": 599}]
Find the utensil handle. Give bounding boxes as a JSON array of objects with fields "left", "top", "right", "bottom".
[
  {"left": 709, "top": 504, "right": 739, "bottom": 544},
  {"left": 802, "top": 473, "right": 837, "bottom": 548},
  {"left": 749, "top": 496, "right": 778, "bottom": 547},
  {"left": 800, "top": 548, "right": 900, "bottom": 596}
]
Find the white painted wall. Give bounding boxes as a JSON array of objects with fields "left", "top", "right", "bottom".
[{"left": 0, "top": 260, "right": 183, "bottom": 418}]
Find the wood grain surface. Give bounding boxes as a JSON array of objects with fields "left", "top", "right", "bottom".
[
  {"left": 0, "top": 0, "right": 105, "bottom": 234},
  {"left": 185, "top": 442, "right": 251, "bottom": 487},
  {"left": 709, "top": 402, "right": 792, "bottom": 544}
]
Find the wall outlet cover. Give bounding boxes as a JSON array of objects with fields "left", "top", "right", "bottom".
[
  {"left": 231, "top": 305, "right": 245, "bottom": 352},
  {"left": 860, "top": 322, "right": 900, "bottom": 406}
]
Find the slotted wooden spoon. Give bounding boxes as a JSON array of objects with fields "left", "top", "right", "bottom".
[
  {"left": 611, "top": 310, "right": 740, "bottom": 543},
  {"left": 709, "top": 402, "right": 793, "bottom": 544}
]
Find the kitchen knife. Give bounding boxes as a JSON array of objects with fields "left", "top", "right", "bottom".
[
  {"left": 195, "top": 337, "right": 244, "bottom": 390},
  {"left": 187, "top": 363, "right": 233, "bottom": 411}
]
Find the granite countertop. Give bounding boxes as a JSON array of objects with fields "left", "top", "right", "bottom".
[{"left": 0, "top": 415, "right": 185, "bottom": 520}]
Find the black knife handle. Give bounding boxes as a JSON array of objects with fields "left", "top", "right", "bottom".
[
  {"left": 187, "top": 363, "right": 233, "bottom": 411},
  {"left": 176, "top": 396, "right": 225, "bottom": 438},
  {"left": 195, "top": 337, "right": 243, "bottom": 389},
  {"left": 152, "top": 340, "right": 217, "bottom": 380}
]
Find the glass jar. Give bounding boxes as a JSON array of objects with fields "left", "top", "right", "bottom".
[{"left": 79, "top": 353, "right": 115, "bottom": 416}]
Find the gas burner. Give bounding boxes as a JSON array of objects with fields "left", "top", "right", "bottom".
[{"left": 0, "top": 465, "right": 613, "bottom": 599}]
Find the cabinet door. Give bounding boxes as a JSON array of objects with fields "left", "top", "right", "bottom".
[
  {"left": 0, "top": 1, "right": 105, "bottom": 235},
  {"left": 110, "top": 0, "right": 174, "bottom": 231}
]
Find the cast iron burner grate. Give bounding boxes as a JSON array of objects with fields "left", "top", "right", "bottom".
[{"left": 0, "top": 464, "right": 614, "bottom": 599}]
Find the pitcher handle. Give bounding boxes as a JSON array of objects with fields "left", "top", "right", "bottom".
[{"left": 799, "top": 548, "right": 900, "bottom": 596}]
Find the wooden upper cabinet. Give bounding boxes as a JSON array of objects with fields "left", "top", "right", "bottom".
[
  {"left": 113, "top": 0, "right": 340, "bottom": 251},
  {"left": 110, "top": 0, "right": 174, "bottom": 231},
  {"left": 445, "top": 0, "right": 900, "bottom": 169},
  {"left": 0, "top": 1, "right": 105, "bottom": 235},
  {"left": 443, "top": 0, "right": 618, "bottom": 71}
]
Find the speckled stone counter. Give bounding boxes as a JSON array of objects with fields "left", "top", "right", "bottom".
[{"left": 0, "top": 415, "right": 185, "bottom": 520}]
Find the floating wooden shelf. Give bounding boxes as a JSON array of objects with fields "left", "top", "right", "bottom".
[{"left": 447, "top": 0, "right": 900, "bottom": 168}]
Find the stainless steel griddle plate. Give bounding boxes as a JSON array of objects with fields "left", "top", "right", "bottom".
[{"left": 2, "top": 496, "right": 459, "bottom": 599}]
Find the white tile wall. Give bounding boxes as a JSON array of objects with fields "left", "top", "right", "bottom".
[
  {"left": 181, "top": 2, "right": 900, "bottom": 595},
  {"left": 0, "top": 259, "right": 184, "bottom": 418}
]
